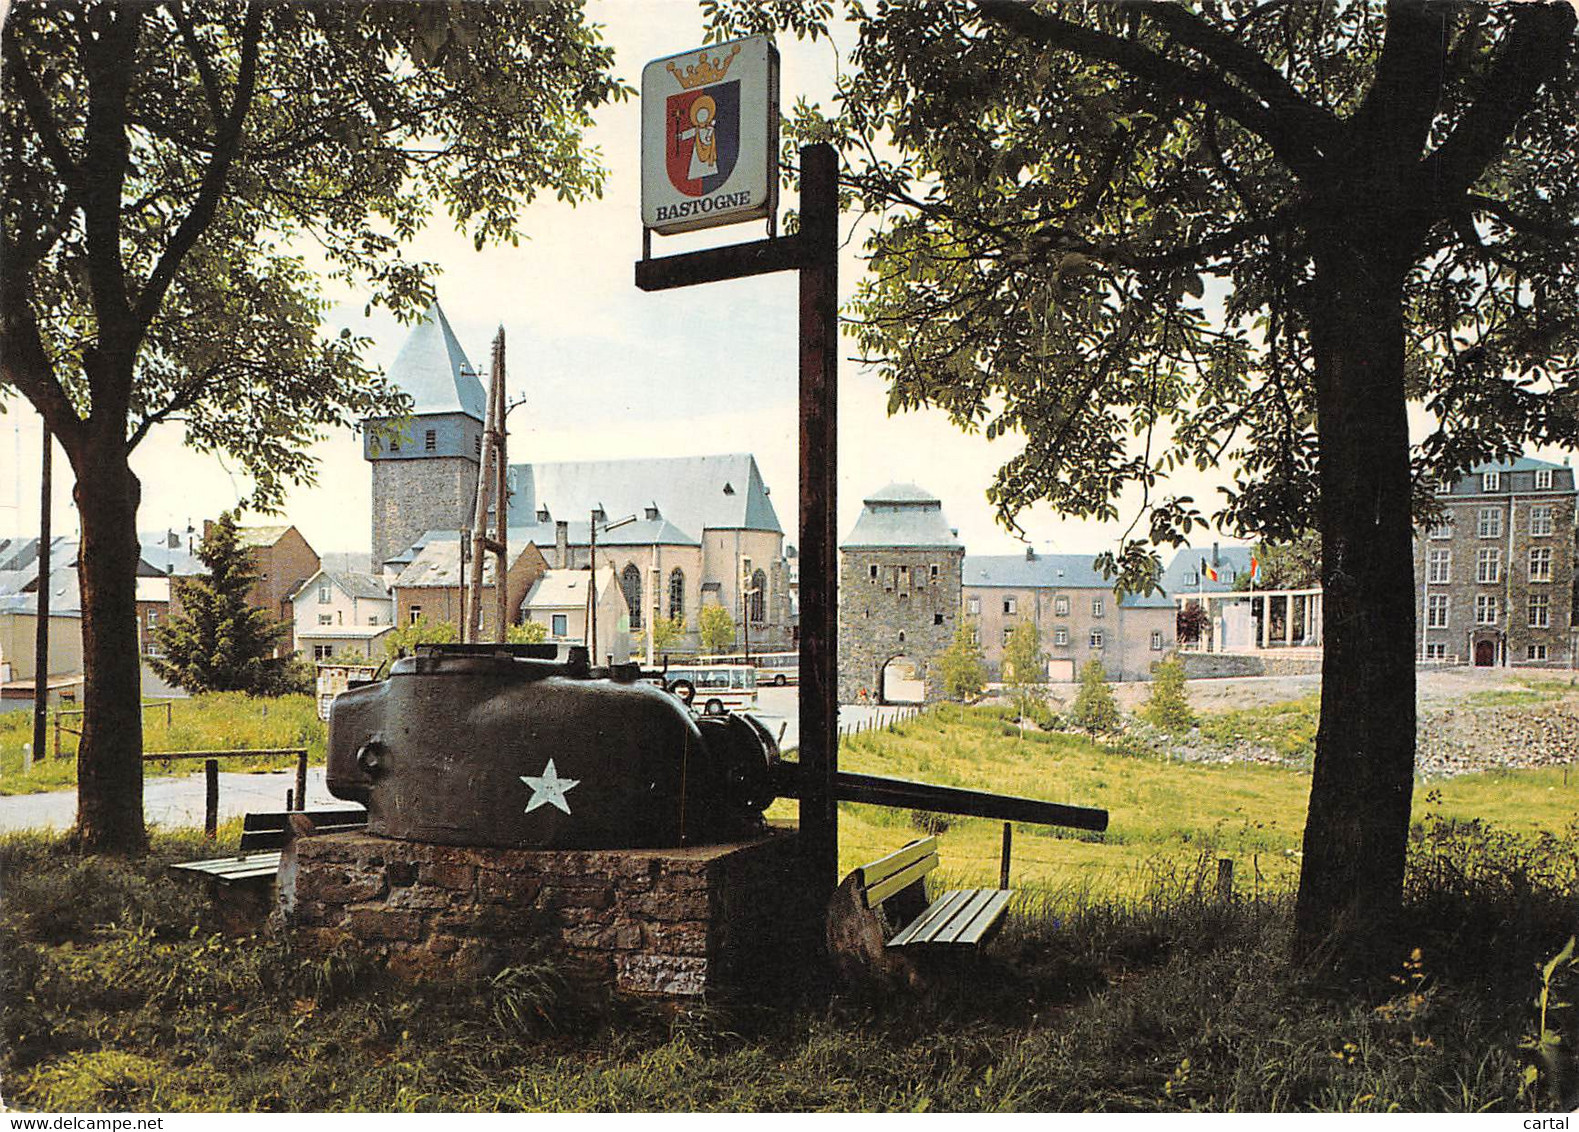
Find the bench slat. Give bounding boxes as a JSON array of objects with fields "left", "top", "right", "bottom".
[
  {"left": 169, "top": 852, "right": 282, "bottom": 884},
  {"left": 864, "top": 853, "right": 938, "bottom": 908},
  {"left": 858, "top": 837, "right": 937, "bottom": 888},
  {"left": 242, "top": 808, "right": 366, "bottom": 832},
  {"left": 887, "top": 887, "right": 975, "bottom": 948},
  {"left": 949, "top": 889, "right": 1012, "bottom": 946},
  {"left": 240, "top": 822, "right": 365, "bottom": 851},
  {"left": 929, "top": 889, "right": 1009, "bottom": 945}
]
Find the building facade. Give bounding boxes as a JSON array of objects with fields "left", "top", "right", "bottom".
[
  {"left": 366, "top": 300, "right": 486, "bottom": 570},
  {"left": 292, "top": 570, "right": 395, "bottom": 660},
  {"left": 837, "top": 484, "right": 965, "bottom": 703},
  {"left": 1415, "top": 457, "right": 1578, "bottom": 667},
  {"left": 964, "top": 550, "right": 1175, "bottom": 683}
]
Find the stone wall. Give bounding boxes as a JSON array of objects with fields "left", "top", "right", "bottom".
[
  {"left": 280, "top": 827, "right": 814, "bottom": 996},
  {"left": 371, "top": 456, "right": 478, "bottom": 569}
]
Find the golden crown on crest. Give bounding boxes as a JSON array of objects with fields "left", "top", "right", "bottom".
[{"left": 666, "top": 43, "right": 742, "bottom": 90}]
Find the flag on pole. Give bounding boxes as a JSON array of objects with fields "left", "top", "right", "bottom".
[
  {"left": 1201, "top": 557, "right": 1219, "bottom": 583},
  {"left": 1250, "top": 555, "right": 1261, "bottom": 581}
]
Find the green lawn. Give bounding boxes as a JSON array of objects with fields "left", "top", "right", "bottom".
[
  {"left": 771, "top": 706, "right": 1579, "bottom": 900},
  {"left": 0, "top": 694, "right": 324, "bottom": 795}
]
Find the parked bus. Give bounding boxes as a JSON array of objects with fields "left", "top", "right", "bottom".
[
  {"left": 698, "top": 651, "right": 800, "bottom": 687},
  {"left": 661, "top": 663, "right": 758, "bottom": 715}
]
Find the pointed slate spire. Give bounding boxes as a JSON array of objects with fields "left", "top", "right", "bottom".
[{"left": 386, "top": 299, "right": 487, "bottom": 421}]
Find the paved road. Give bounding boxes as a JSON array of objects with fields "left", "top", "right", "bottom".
[
  {"left": 0, "top": 767, "right": 340, "bottom": 833},
  {"left": 0, "top": 688, "right": 922, "bottom": 833}
]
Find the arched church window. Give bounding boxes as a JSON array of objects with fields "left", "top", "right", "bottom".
[
  {"left": 749, "top": 569, "right": 767, "bottom": 623},
  {"left": 669, "top": 568, "right": 685, "bottom": 622},
  {"left": 621, "top": 564, "right": 643, "bottom": 630}
]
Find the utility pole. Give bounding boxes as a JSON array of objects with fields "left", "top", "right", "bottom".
[
  {"left": 32, "top": 422, "right": 51, "bottom": 769},
  {"left": 466, "top": 329, "right": 509, "bottom": 642}
]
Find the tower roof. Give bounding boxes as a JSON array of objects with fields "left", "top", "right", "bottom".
[
  {"left": 385, "top": 300, "right": 486, "bottom": 421},
  {"left": 841, "top": 483, "right": 961, "bottom": 549}
]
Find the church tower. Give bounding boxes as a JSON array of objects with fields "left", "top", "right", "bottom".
[{"left": 365, "top": 300, "right": 486, "bottom": 569}]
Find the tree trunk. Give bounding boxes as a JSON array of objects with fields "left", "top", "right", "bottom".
[
  {"left": 1294, "top": 233, "right": 1419, "bottom": 970},
  {"left": 72, "top": 440, "right": 147, "bottom": 854}
]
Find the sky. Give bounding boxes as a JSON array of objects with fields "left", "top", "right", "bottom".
[{"left": 2, "top": 1, "right": 1569, "bottom": 563}]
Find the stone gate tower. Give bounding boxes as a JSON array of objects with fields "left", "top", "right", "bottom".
[
  {"left": 838, "top": 483, "right": 964, "bottom": 703},
  {"left": 366, "top": 300, "right": 486, "bottom": 569}
]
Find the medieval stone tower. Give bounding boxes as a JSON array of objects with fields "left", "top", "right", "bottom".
[
  {"left": 838, "top": 483, "right": 964, "bottom": 703},
  {"left": 366, "top": 300, "right": 487, "bottom": 569}
]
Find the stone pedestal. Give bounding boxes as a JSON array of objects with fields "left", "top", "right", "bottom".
[{"left": 279, "top": 825, "right": 813, "bottom": 996}]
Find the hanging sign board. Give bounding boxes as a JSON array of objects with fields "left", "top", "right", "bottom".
[{"left": 641, "top": 36, "right": 779, "bottom": 235}]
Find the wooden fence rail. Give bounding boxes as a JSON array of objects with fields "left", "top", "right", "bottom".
[{"left": 139, "top": 748, "right": 309, "bottom": 838}]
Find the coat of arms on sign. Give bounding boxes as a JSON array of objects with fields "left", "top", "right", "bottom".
[{"left": 664, "top": 44, "right": 742, "bottom": 197}]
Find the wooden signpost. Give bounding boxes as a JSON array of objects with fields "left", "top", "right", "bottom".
[{"left": 636, "top": 37, "right": 838, "bottom": 902}]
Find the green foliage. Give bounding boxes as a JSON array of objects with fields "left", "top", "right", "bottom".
[
  {"left": 936, "top": 619, "right": 987, "bottom": 702},
  {"left": 640, "top": 614, "right": 687, "bottom": 658},
  {"left": 1002, "top": 619, "right": 1047, "bottom": 724},
  {"left": 148, "top": 511, "right": 289, "bottom": 695},
  {"left": 383, "top": 615, "right": 459, "bottom": 660},
  {"left": 1235, "top": 532, "right": 1321, "bottom": 591},
  {"left": 1196, "top": 697, "right": 1320, "bottom": 764},
  {"left": 1141, "top": 658, "right": 1194, "bottom": 732},
  {"left": 507, "top": 620, "right": 547, "bottom": 645},
  {"left": 1069, "top": 659, "right": 1121, "bottom": 734},
  {"left": 697, "top": 605, "right": 736, "bottom": 655},
  {"left": 7, "top": 810, "right": 1579, "bottom": 1112},
  {"left": 0, "top": 692, "right": 324, "bottom": 795}
]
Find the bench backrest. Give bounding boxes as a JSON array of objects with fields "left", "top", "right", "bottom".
[
  {"left": 857, "top": 836, "right": 938, "bottom": 909},
  {"left": 239, "top": 808, "right": 367, "bottom": 851}
]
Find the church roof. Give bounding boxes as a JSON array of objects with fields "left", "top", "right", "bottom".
[
  {"left": 506, "top": 454, "right": 782, "bottom": 538},
  {"left": 385, "top": 300, "right": 486, "bottom": 421},
  {"left": 841, "top": 483, "right": 960, "bottom": 550}
]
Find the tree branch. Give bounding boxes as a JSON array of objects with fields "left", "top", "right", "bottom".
[
  {"left": 168, "top": 0, "right": 225, "bottom": 125},
  {"left": 3, "top": 22, "right": 88, "bottom": 202},
  {"left": 973, "top": 0, "right": 1326, "bottom": 178},
  {"left": 1422, "top": 2, "right": 1576, "bottom": 201},
  {"left": 124, "top": 362, "right": 222, "bottom": 451},
  {"left": 1463, "top": 194, "right": 1579, "bottom": 242},
  {"left": 1349, "top": 0, "right": 1456, "bottom": 165},
  {"left": 133, "top": 3, "right": 265, "bottom": 337}
]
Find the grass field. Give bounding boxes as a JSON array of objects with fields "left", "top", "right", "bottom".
[
  {"left": 770, "top": 706, "right": 1579, "bottom": 900},
  {"left": 0, "top": 694, "right": 323, "bottom": 795}
]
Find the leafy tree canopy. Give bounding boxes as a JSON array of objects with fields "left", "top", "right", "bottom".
[
  {"left": 1236, "top": 530, "right": 1321, "bottom": 591},
  {"left": 3, "top": 0, "right": 629, "bottom": 503},
  {"left": 936, "top": 618, "right": 987, "bottom": 702},
  {"left": 709, "top": 0, "right": 1578, "bottom": 592},
  {"left": 1069, "top": 657, "right": 1121, "bottom": 734},
  {"left": 698, "top": 605, "right": 737, "bottom": 655},
  {"left": 384, "top": 616, "right": 459, "bottom": 661}
]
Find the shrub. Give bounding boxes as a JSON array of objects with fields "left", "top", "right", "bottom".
[
  {"left": 1140, "top": 658, "right": 1194, "bottom": 731},
  {"left": 1069, "top": 659, "right": 1121, "bottom": 733}
]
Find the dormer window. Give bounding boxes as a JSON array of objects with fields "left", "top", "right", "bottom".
[
  {"left": 645, "top": 505, "right": 660, "bottom": 521},
  {"left": 536, "top": 507, "right": 550, "bottom": 523},
  {"left": 1482, "top": 471, "right": 1501, "bottom": 493},
  {"left": 1535, "top": 468, "right": 1554, "bottom": 490}
]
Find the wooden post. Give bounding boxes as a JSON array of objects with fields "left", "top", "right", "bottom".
[
  {"left": 295, "top": 749, "right": 308, "bottom": 811},
  {"left": 633, "top": 143, "right": 841, "bottom": 905},
  {"left": 285, "top": 788, "right": 294, "bottom": 811},
  {"left": 204, "top": 759, "right": 219, "bottom": 839},
  {"left": 53, "top": 712, "right": 61, "bottom": 759},
  {"left": 1216, "top": 857, "right": 1234, "bottom": 902},
  {"left": 165, "top": 700, "right": 173, "bottom": 728},
  {"left": 798, "top": 143, "right": 840, "bottom": 900},
  {"left": 999, "top": 822, "right": 1012, "bottom": 891}
]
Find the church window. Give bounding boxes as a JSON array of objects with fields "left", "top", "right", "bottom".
[
  {"left": 621, "top": 564, "right": 643, "bottom": 631},
  {"left": 933, "top": 613, "right": 944, "bottom": 625},
  {"left": 669, "top": 568, "right": 685, "bottom": 621},
  {"left": 870, "top": 564, "right": 878, "bottom": 581},
  {"left": 749, "top": 569, "right": 767, "bottom": 622}
]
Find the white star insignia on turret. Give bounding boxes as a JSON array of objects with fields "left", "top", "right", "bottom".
[{"left": 520, "top": 758, "right": 580, "bottom": 815}]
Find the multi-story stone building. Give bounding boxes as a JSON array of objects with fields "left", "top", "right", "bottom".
[
  {"left": 837, "top": 484, "right": 964, "bottom": 702},
  {"left": 1415, "top": 457, "right": 1578, "bottom": 667},
  {"left": 963, "top": 549, "right": 1176, "bottom": 682}
]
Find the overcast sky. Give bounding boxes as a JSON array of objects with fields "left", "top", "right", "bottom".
[{"left": 8, "top": 1, "right": 1565, "bottom": 562}]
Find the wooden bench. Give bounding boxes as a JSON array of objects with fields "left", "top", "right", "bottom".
[
  {"left": 826, "top": 835, "right": 1013, "bottom": 985},
  {"left": 170, "top": 808, "right": 367, "bottom": 888},
  {"left": 862, "top": 836, "right": 1011, "bottom": 948}
]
